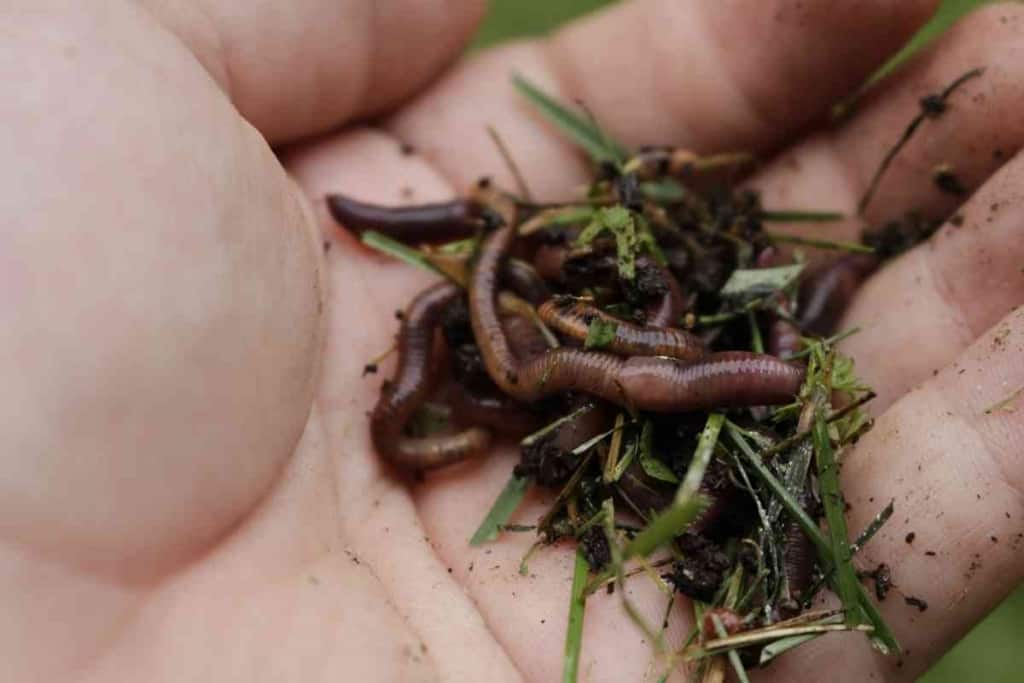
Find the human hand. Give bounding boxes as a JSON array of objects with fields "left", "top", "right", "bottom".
[{"left": 5, "top": 1, "right": 1023, "bottom": 681}]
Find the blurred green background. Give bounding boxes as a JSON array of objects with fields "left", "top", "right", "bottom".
[{"left": 473, "top": 1, "right": 1022, "bottom": 681}]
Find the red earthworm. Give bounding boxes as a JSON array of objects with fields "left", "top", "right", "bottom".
[
  {"left": 782, "top": 519, "right": 816, "bottom": 602},
  {"left": 629, "top": 147, "right": 754, "bottom": 182},
  {"left": 537, "top": 297, "right": 704, "bottom": 360},
  {"left": 797, "top": 254, "right": 878, "bottom": 336},
  {"left": 781, "top": 490, "right": 816, "bottom": 602},
  {"left": 446, "top": 384, "right": 541, "bottom": 436},
  {"left": 502, "top": 258, "right": 551, "bottom": 305},
  {"left": 470, "top": 224, "right": 805, "bottom": 411},
  {"left": 641, "top": 259, "right": 687, "bottom": 327},
  {"left": 371, "top": 281, "right": 491, "bottom": 470},
  {"left": 500, "top": 311, "right": 550, "bottom": 361},
  {"left": 768, "top": 294, "right": 803, "bottom": 359},
  {"left": 701, "top": 608, "right": 745, "bottom": 640},
  {"left": 517, "top": 401, "right": 612, "bottom": 486},
  {"left": 616, "top": 459, "right": 675, "bottom": 515},
  {"left": 327, "top": 194, "right": 480, "bottom": 244},
  {"left": 532, "top": 245, "right": 686, "bottom": 326},
  {"left": 532, "top": 243, "right": 569, "bottom": 283}
]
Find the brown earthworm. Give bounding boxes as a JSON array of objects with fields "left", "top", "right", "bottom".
[
  {"left": 701, "top": 608, "right": 745, "bottom": 639},
  {"left": 517, "top": 401, "right": 612, "bottom": 486},
  {"left": 782, "top": 518, "right": 816, "bottom": 602},
  {"left": 470, "top": 224, "right": 805, "bottom": 411},
  {"left": 797, "top": 254, "right": 878, "bottom": 336},
  {"left": 768, "top": 294, "right": 803, "bottom": 359},
  {"left": 371, "top": 281, "right": 491, "bottom": 470},
  {"left": 502, "top": 258, "right": 551, "bottom": 305},
  {"left": 532, "top": 243, "right": 570, "bottom": 283},
  {"left": 641, "top": 259, "right": 687, "bottom": 327},
  {"left": 616, "top": 459, "right": 675, "bottom": 516},
  {"left": 532, "top": 244, "right": 686, "bottom": 326},
  {"left": 537, "top": 296, "right": 705, "bottom": 360},
  {"left": 500, "top": 311, "right": 551, "bottom": 360},
  {"left": 327, "top": 194, "right": 480, "bottom": 243},
  {"left": 446, "top": 384, "right": 541, "bottom": 435},
  {"left": 781, "top": 489, "right": 817, "bottom": 602}
]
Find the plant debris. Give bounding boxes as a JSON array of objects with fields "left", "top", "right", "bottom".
[{"left": 324, "top": 72, "right": 984, "bottom": 681}]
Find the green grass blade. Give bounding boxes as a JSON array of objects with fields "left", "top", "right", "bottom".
[
  {"left": 623, "top": 413, "right": 724, "bottom": 559},
  {"left": 513, "top": 75, "right": 627, "bottom": 164},
  {"left": 563, "top": 549, "right": 590, "bottom": 683},
  {"left": 813, "top": 409, "right": 864, "bottom": 626},
  {"left": 711, "top": 614, "right": 752, "bottom": 683},
  {"left": 851, "top": 499, "right": 895, "bottom": 555},
  {"left": 469, "top": 475, "right": 530, "bottom": 545},
  {"left": 728, "top": 422, "right": 899, "bottom": 653},
  {"left": 361, "top": 231, "right": 442, "bottom": 275},
  {"left": 759, "top": 210, "right": 845, "bottom": 222},
  {"left": 763, "top": 231, "right": 875, "bottom": 254}
]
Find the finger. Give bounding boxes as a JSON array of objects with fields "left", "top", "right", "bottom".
[
  {"left": 388, "top": 0, "right": 936, "bottom": 197},
  {"left": 761, "top": 306, "right": 1024, "bottom": 683},
  {"left": 413, "top": 450, "right": 691, "bottom": 683},
  {"left": 1, "top": 2, "right": 323, "bottom": 584},
  {"left": 141, "top": 0, "right": 486, "bottom": 142},
  {"left": 840, "top": 147, "right": 1024, "bottom": 410},
  {"left": 286, "top": 131, "right": 526, "bottom": 682},
  {"left": 753, "top": 3, "right": 1024, "bottom": 245}
]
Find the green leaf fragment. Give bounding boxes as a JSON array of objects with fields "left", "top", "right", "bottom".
[
  {"left": 720, "top": 264, "right": 805, "bottom": 302},
  {"left": 583, "top": 317, "right": 618, "bottom": 350},
  {"left": 575, "top": 206, "right": 642, "bottom": 281}
]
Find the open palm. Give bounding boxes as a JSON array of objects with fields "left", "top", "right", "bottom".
[{"left": 5, "top": 1, "right": 1024, "bottom": 681}]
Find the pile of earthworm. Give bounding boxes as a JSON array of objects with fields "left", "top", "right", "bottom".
[{"left": 327, "top": 147, "right": 883, "bottom": 614}]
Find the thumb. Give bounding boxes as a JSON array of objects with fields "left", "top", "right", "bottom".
[{"left": 142, "top": 0, "right": 486, "bottom": 142}]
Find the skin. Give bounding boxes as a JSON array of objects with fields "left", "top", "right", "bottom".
[{"left": 4, "top": 1, "right": 1024, "bottom": 681}]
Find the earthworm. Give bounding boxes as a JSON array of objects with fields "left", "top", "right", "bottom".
[
  {"left": 517, "top": 401, "right": 611, "bottom": 486},
  {"left": 616, "top": 459, "right": 675, "bottom": 515},
  {"left": 446, "top": 384, "right": 541, "bottom": 435},
  {"left": 327, "top": 194, "right": 480, "bottom": 243},
  {"left": 768, "top": 295, "right": 803, "bottom": 359},
  {"left": 532, "top": 243, "right": 569, "bottom": 283},
  {"left": 642, "top": 259, "right": 687, "bottom": 327},
  {"left": 701, "top": 608, "right": 745, "bottom": 639},
  {"left": 371, "top": 281, "right": 491, "bottom": 470},
  {"left": 797, "top": 254, "right": 878, "bottom": 336},
  {"left": 537, "top": 296, "right": 705, "bottom": 360},
  {"left": 531, "top": 244, "right": 686, "bottom": 326},
  {"left": 782, "top": 519, "right": 816, "bottom": 602},
  {"left": 470, "top": 225, "right": 805, "bottom": 411},
  {"left": 501, "top": 258, "right": 551, "bottom": 305},
  {"left": 629, "top": 147, "right": 754, "bottom": 182},
  {"left": 500, "top": 311, "right": 551, "bottom": 361},
  {"left": 781, "top": 490, "right": 817, "bottom": 602}
]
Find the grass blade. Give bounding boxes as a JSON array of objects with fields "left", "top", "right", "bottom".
[
  {"left": 851, "top": 499, "right": 895, "bottom": 555},
  {"left": 711, "top": 614, "right": 752, "bottom": 683},
  {"left": 763, "top": 231, "right": 874, "bottom": 254},
  {"left": 812, "top": 408, "right": 864, "bottom": 625},
  {"left": 513, "top": 75, "right": 627, "bottom": 165},
  {"left": 759, "top": 210, "right": 844, "bottom": 222},
  {"left": 624, "top": 413, "right": 724, "bottom": 559},
  {"left": 469, "top": 475, "right": 530, "bottom": 545},
  {"left": 728, "top": 423, "right": 899, "bottom": 653},
  {"left": 361, "top": 230, "right": 443, "bottom": 275},
  {"left": 563, "top": 549, "right": 590, "bottom": 683}
]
